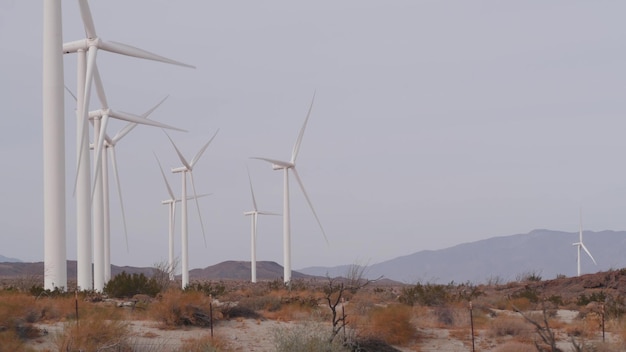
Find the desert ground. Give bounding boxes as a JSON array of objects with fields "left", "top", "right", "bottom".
[{"left": 3, "top": 269, "right": 626, "bottom": 351}]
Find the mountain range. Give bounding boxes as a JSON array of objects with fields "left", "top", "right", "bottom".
[
  {"left": 0, "top": 254, "right": 21, "bottom": 263},
  {"left": 2, "top": 229, "right": 626, "bottom": 284},
  {"left": 299, "top": 229, "right": 626, "bottom": 284}
]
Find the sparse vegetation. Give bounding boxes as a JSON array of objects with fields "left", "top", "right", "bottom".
[
  {"left": 104, "top": 271, "right": 161, "bottom": 298},
  {"left": 2, "top": 268, "right": 626, "bottom": 351}
]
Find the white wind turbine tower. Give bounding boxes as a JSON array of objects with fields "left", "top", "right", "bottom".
[
  {"left": 154, "top": 153, "right": 210, "bottom": 281},
  {"left": 573, "top": 210, "right": 597, "bottom": 277},
  {"left": 63, "top": 0, "right": 193, "bottom": 290},
  {"left": 88, "top": 66, "right": 185, "bottom": 292},
  {"left": 43, "top": 0, "right": 66, "bottom": 290},
  {"left": 244, "top": 169, "right": 279, "bottom": 283},
  {"left": 252, "top": 93, "right": 328, "bottom": 284},
  {"left": 165, "top": 131, "right": 219, "bottom": 288}
]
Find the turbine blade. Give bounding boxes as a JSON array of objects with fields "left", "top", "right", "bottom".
[
  {"left": 154, "top": 152, "right": 176, "bottom": 200},
  {"left": 291, "top": 92, "right": 316, "bottom": 164},
  {"left": 163, "top": 131, "right": 192, "bottom": 170},
  {"left": 581, "top": 243, "right": 597, "bottom": 265},
  {"left": 65, "top": 85, "right": 77, "bottom": 101},
  {"left": 250, "top": 157, "right": 294, "bottom": 169},
  {"left": 579, "top": 208, "right": 583, "bottom": 243},
  {"left": 110, "top": 147, "right": 129, "bottom": 252},
  {"left": 111, "top": 95, "right": 165, "bottom": 143},
  {"left": 291, "top": 167, "right": 329, "bottom": 246},
  {"left": 182, "top": 193, "right": 212, "bottom": 201},
  {"left": 247, "top": 166, "right": 258, "bottom": 211},
  {"left": 73, "top": 46, "right": 98, "bottom": 195},
  {"left": 109, "top": 110, "right": 186, "bottom": 132},
  {"left": 189, "top": 172, "right": 207, "bottom": 247},
  {"left": 190, "top": 129, "right": 219, "bottom": 168},
  {"left": 99, "top": 40, "right": 195, "bottom": 69},
  {"left": 77, "top": 0, "right": 97, "bottom": 39},
  {"left": 92, "top": 64, "right": 108, "bottom": 108},
  {"left": 258, "top": 211, "right": 281, "bottom": 216},
  {"left": 91, "top": 114, "right": 110, "bottom": 199}
]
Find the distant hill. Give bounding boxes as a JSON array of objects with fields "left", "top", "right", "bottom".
[
  {"left": 0, "top": 261, "right": 154, "bottom": 280},
  {"left": 0, "top": 260, "right": 311, "bottom": 282},
  {"left": 190, "top": 260, "right": 313, "bottom": 281},
  {"left": 299, "top": 229, "right": 626, "bottom": 284},
  {"left": 0, "top": 254, "right": 22, "bottom": 263}
]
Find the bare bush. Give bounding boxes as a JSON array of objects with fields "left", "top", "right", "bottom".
[
  {"left": 273, "top": 322, "right": 350, "bottom": 352},
  {"left": 489, "top": 315, "right": 532, "bottom": 337}
]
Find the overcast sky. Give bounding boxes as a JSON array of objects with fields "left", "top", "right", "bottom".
[{"left": 1, "top": 1, "right": 626, "bottom": 272}]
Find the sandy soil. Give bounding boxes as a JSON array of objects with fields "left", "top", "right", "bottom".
[{"left": 26, "top": 309, "right": 614, "bottom": 352}]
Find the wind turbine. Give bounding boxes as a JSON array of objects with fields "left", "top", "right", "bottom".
[
  {"left": 88, "top": 67, "right": 184, "bottom": 292},
  {"left": 67, "top": 87, "right": 168, "bottom": 283},
  {"left": 154, "top": 153, "right": 210, "bottom": 281},
  {"left": 63, "top": 0, "right": 193, "bottom": 290},
  {"left": 252, "top": 93, "right": 328, "bottom": 284},
  {"left": 244, "top": 168, "right": 279, "bottom": 283},
  {"left": 164, "top": 130, "right": 219, "bottom": 288},
  {"left": 573, "top": 210, "right": 597, "bottom": 276},
  {"left": 99, "top": 96, "right": 169, "bottom": 282}
]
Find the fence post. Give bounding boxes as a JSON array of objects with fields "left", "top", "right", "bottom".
[{"left": 470, "top": 300, "right": 475, "bottom": 352}]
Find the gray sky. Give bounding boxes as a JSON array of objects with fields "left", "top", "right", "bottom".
[{"left": 1, "top": 1, "right": 626, "bottom": 271}]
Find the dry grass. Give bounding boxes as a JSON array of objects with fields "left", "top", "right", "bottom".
[
  {"left": 150, "top": 289, "right": 213, "bottom": 327},
  {"left": 55, "top": 317, "right": 130, "bottom": 351},
  {"left": 492, "top": 341, "right": 536, "bottom": 352},
  {"left": 488, "top": 314, "right": 532, "bottom": 339},
  {"left": 360, "top": 304, "right": 416, "bottom": 345},
  {"left": 178, "top": 333, "right": 233, "bottom": 352}
]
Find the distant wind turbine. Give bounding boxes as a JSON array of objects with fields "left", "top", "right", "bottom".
[
  {"left": 573, "top": 210, "right": 597, "bottom": 277},
  {"left": 244, "top": 168, "right": 279, "bottom": 283},
  {"left": 154, "top": 152, "right": 210, "bottom": 281},
  {"left": 252, "top": 93, "right": 328, "bottom": 284},
  {"left": 164, "top": 130, "right": 219, "bottom": 288}
]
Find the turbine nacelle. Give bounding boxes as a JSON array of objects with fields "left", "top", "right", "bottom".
[
  {"left": 272, "top": 163, "right": 293, "bottom": 170},
  {"left": 63, "top": 37, "right": 101, "bottom": 53},
  {"left": 171, "top": 166, "right": 189, "bottom": 173}
]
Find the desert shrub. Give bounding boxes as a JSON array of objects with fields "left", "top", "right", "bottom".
[
  {"left": 547, "top": 294, "right": 563, "bottom": 306},
  {"left": 434, "top": 305, "right": 455, "bottom": 326},
  {"left": 492, "top": 341, "right": 536, "bottom": 352},
  {"left": 221, "top": 304, "right": 262, "bottom": 320},
  {"left": 55, "top": 318, "right": 130, "bottom": 351},
  {"left": 486, "top": 275, "right": 505, "bottom": 286},
  {"left": 605, "top": 295, "right": 626, "bottom": 319},
  {"left": 362, "top": 304, "right": 415, "bottom": 345},
  {"left": 489, "top": 315, "right": 531, "bottom": 337},
  {"left": 398, "top": 283, "right": 451, "bottom": 307},
  {"left": 28, "top": 285, "right": 67, "bottom": 298},
  {"left": 0, "top": 330, "right": 37, "bottom": 352},
  {"left": 348, "top": 337, "right": 402, "bottom": 352},
  {"left": 511, "top": 285, "right": 540, "bottom": 303},
  {"left": 577, "top": 291, "right": 607, "bottom": 306},
  {"left": 185, "top": 281, "right": 227, "bottom": 297},
  {"left": 238, "top": 295, "right": 282, "bottom": 312},
  {"left": 273, "top": 322, "right": 350, "bottom": 352},
  {"left": 176, "top": 333, "right": 232, "bottom": 352},
  {"left": 151, "top": 290, "right": 213, "bottom": 327},
  {"left": 516, "top": 270, "right": 542, "bottom": 282},
  {"left": 104, "top": 271, "right": 160, "bottom": 298}
]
